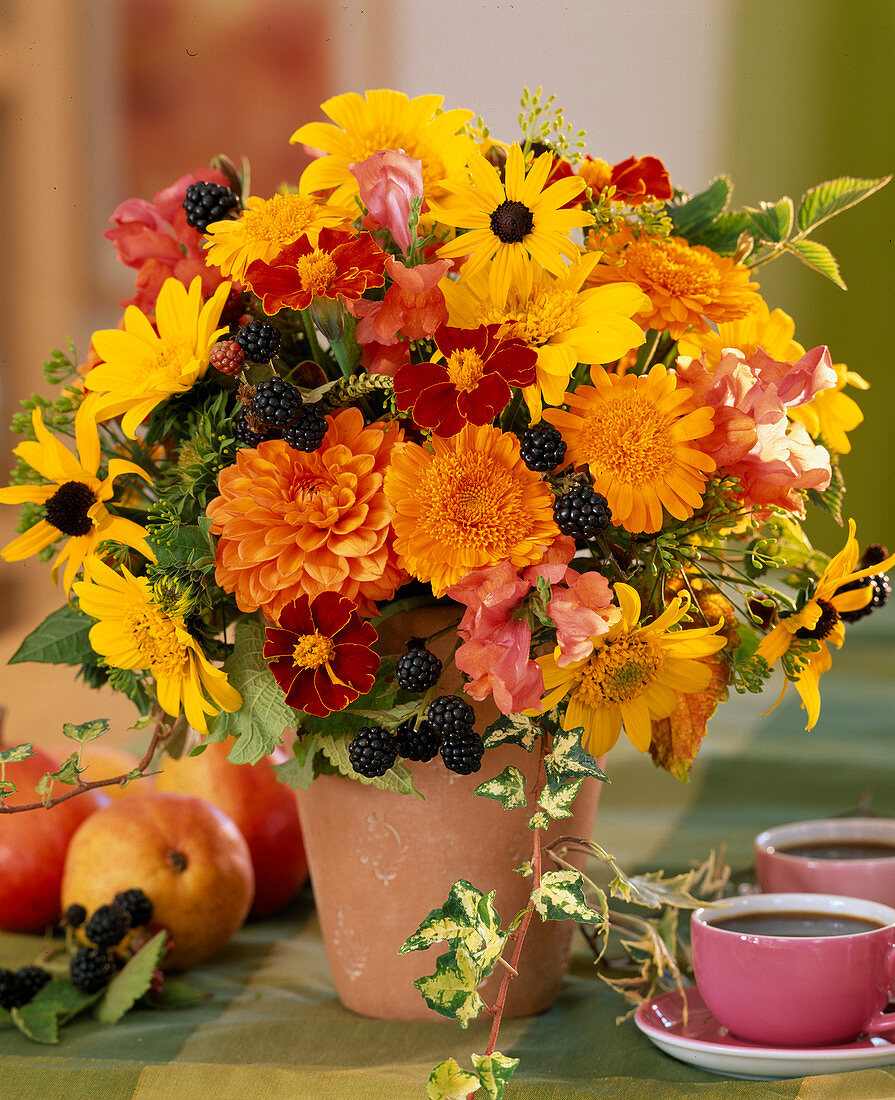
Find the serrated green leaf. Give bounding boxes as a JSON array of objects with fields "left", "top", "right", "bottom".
[
  {"left": 746, "top": 196, "right": 794, "bottom": 242},
  {"left": 531, "top": 869, "right": 604, "bottom": 924},
  {"left": 351, "top": 698, "right": 420, "bottom": 730},
  {"left": 785, "top": 239, "right": 845, "bottom": 288},
  {"left": 206, "top": 620, "right": 294, "bottom": 762},
  {"left": 413, "top": 947, "right": 487, "bottom": 1027},
  {"left": 806, "top": 445, "right": 844, "bottom": 522},
  {"left": 538, "top": 776, "right": 584, "bottom": 819},
  {"left": 668, "top": 175, "right": 733, "bottom": 237},
  {"left": 271, "top": 744, "right": 318, "bottom": 791},
  {"left": 95, "top": 930, "right": 167, "bottom": 1024},
  {"left": 543, "top": 726, "right": 607, "bottom": 794},
  {"left": 8, "top": 604, "right": 96, "bottom": 666},
  {"left": 474, "top": 765, "right": 527, "bottom": 810},
  {"left": 426, "top": 1059, "right": 481, "bottom": 1100},
  {"left": 147, "top": 524, "right": 216, "bottom": 568},
  {"left": 11, "top": 979, "right": 101, "bottom": 1043},
  {"left": 146, "top": 977, "right": 210, "bottom": 1009},
  {"left": 471, "top": 1052, "right": 520, "bottom": 1100},
  {"left": 316, "top": 732, "right": 418, "bottom": 795},
  {"left": 691, "top": 211, "right": 755, "bottom": 254},
  {"left": 400, "top": 879, "right": 507, "bottom": 977},
  {"left": 0, "top": 743, "right": 34, "bottom": 765},
  {"left": 797, "top": 175, "right": 891, "bottom": 234},
  {"left": 62, "top": 718, "right": 110, "bottom": 744},
  {"left": 482, "top": 712, "right": 540, "bottom": 752}
]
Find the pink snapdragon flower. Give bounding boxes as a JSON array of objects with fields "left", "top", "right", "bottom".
[
  {"left": 547, "top": 570, "right": 617, "bottom": 666},
  {"left": 348, "top": 149, "right": 424, "bottom": 253}
]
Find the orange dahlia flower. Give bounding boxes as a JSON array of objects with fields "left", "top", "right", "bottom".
[
  {"left": 383, "top": 423, "right": 560, "bottom": 596},
  {"left": 207, "top": 408, "right": 405, "bottom": 619}
]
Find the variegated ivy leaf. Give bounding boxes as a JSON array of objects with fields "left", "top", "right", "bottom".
[
  {"left": 400, "top": 879, "right": 506, "bottom": 976},
  {"left": 474, "top": 765, "right": 527, "bottom": 811},
  {"left": 543, "top": 726, "right": 607, "bottom": 794},
  {"left": 413, "top": 946, "right": 487, "bottom": 1027},
  {"left": 425, "top": 1058, "right": 481, "bottom": 1100},
  {"left": 62, "top": 719, "right": 110, "bottom": 744},
  {"left": 513, "top": 860, "right": 533, "bottom": 877},
  {"left": 528, "top": 810, "right": 550, "bottom": 831},
  {"left": 0, "top": 743, "right": 34, "bottom": 765},
  {"left": 471, "top": 1052, "right": 520, "bottom": 1099},
  {"left": 537, "top": 776, "right": 584, "bottom": 819},
  {"left": 532, "top": 869, "right": 604, "bottom": 925},
  {"left": 482, "top": 712, "right": 540, "bottom": 752}
]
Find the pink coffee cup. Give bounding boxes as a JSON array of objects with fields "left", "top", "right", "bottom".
[
  {"left": 690, "top": 892, "right": 895, "bottom": 1047},
  {"left": 755, "top": 818, "right": 895, "bottom": 906}
]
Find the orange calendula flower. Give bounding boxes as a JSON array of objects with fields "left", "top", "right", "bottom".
[
  {"left": 544, "top": 365, "right": 716, "bottom": 534},
  {"left": 244, "top": 228, "right": 387, "bottom": 314},
  {"left": 589, "top": 232, "right": 761, "bottom": 339},
  {"left": 207, "top": 408, "right": 404, "bottom": 620},
  {"left": 383, "top": 423, "right": 560, "bottom": 596},
  {"left": 203, "top": 193, "right": 352, "bottom": 282}
]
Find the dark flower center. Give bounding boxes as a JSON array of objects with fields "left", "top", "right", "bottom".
[
  {"left": 795, "top": 598, "right": 839, "bottom": 641},
  {"left": 45, "top": 481, "right": 96, "bottom": 537},
  {"left": 489, "top": 200, "right": 534, "bottom": 244}
]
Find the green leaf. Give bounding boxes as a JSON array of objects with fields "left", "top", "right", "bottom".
[
  {"left": 62, "top": 719, "right": 110, "bottom": 745},
  {"left": 35, "top": 752, "right": 84, "bottom": 795},
  {"left": 668, "top": 175, "right": 733, "bottom": 237},
  {"left": 531, "top": 869, "right": 604, "bottom": 924},
  {"left": 482, "top": 712, "right": 541, "bottom": 752},
  {"left": 528, "top": 810, "right": 550, "bottom": 831},
  {"left": 271, "top": 743, "right": 318, "bottom": 791},
  {"left": 11, "top": 979, "right": 101, "bottom": 1043},
  {"left": 0, "top": 781, "right": 16, "bottom": 797},
  {"left": 400, "top": 879, "right": 507, "bottom": 977},
  {"left": 95, "top": 930, "right": 168, "bottom": 1024},
  {"left": 543, "top": 726, "right": 607, "bottom": 794},
  {"left": 0, "top": 743, "right": 34, "bottom": 765},
  {"left": 146, "top": 977, "right": 210, "bottom": 1009},
  {"left": 206, "top": 619, "right": 294, "bottom": 763},
  {"left": 784, "top": 239, "right": 846, "bottom": 289},
  {"left": 746, "top": 196, "right": 794, "bottom": 242},
  {"left": 474, "top": 765, "right": 528, "bottom": 810},
  {"left": 8, "top": 604, "right": 96, "bottom": 667},
  {"left": 426, "top": 1059, "right": 481, "bottom": 1100},
  {"left": 147, "top": 523, "right": 216, "bottom": 568},
  {"left": 797, "top": 175, "right": 891, "bottom": 234},
  {"left": 538, "top": 776, "right": 584, "bottom": 819},
  {"left": 413, "top": 947, "right": 487, "bottom": 1027},
  {"left": 316, "top": 733, "right": 418, "bottom": 795},
  {"left": 691, "top": 211, "right": 755, "bottom": 254},
  {"left": 806, "top": 444, "right": 844, "bottom": 523},
  {"left": 471, "top": 1052, "right": 520, "bottom": 1100}
]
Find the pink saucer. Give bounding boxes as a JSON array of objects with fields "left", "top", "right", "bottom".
[{"left": 634, "top": 986, "right": 895, "bottom": 1080}]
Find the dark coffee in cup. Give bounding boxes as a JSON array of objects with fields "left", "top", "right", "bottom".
[
  {"left": 710, "top": 911, "right": 885, "bottom": 937},
  {"left": 778, "top": 840, "right": 895, "bottom": 860}
]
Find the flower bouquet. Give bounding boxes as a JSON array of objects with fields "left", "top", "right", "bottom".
[{"left": 1, "top": 87, "right": 893, "bottom": 1094}]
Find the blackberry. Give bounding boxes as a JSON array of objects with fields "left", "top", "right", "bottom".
[
  {"left": 113, "top": 888, "right": 154, "bottom": 928},
  {"left": 518, "top": 422, "right": 567, "bottom": 472},
  {"left": 282, "top": 404, "right": 329, "bottom": 452},
  {"left": 838, "top": 573, "right": 891, "bottom": 623},
  {"left": 427, "top": 694, "right": 475, "bottom": 737},
  {"left": 235, "top": 320, "right": 281, "bottom": 363},
  {"left": 69, "top": 947, "right": 115, "bottom": 995},
  {"left": 182, "top": 181, "right": 239, "bottom": 234},
  {"left": 250, "top": 377, "right": 302, "bottom": 430},
  {"left": 396, "top": 641, "right": 442, "bottom": 692},
  {"left": 861, "top": 543, "right": 890, "bottom": 568},
  {"left": 15, "top": 966, "right": 51, "bottom": 1005},
  {"left": 553, "top": 484, "right": 612, "bottom": 540},
  {"left": 0, "top": 968, "right": 22, "bottom": 1010},
  {"left": 64, "top": 903, "right": 87, "bottom": 929},
  {"left": 440, "top": 728, "right": 485, "bottom": 775},
  {"left": 395, "top": 717, "right": 441, "bottom": 762},
  {"left": 348, "top": 726, "right": 398, "bottom": 778},
  {"left": 233, "top": 411, "right": 282, "bottom": 447},
  {"left": 84, "top": 903, "right": 131, "bottom": 948},
  {"left": 209, "top": 339, "right": 246, "bottom": 377}
]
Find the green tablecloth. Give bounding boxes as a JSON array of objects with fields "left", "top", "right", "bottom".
[{"left": 2, "top": 616, "right": 894, "bottom": 1100}]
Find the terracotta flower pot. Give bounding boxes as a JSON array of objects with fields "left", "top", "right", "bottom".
[{"left": 296, "top": 744, "right": 603, "bottom": 1020}]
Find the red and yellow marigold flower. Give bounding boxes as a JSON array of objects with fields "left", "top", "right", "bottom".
[
  {"left": 577, "top": 154, "right": 673, "bottom": 204},
  {"left": 243, "top": 228, "right": 387, "bottom": 314},
  {"left": 207, "top": 408, "right": 404, "bottom": 620},
  {"left": 588, "top": 231, "right": 761, "bottom": 340},
  {"left": 544, "top": 365, "right": 716, "bottom": 534},
  {"left": 384, "top": 423, "right": 560, "bottom": 596},
  {"left": 534, "top": 583, "right": 727, "bottom": 758},
  {"left": 0, "top": 406, "right": 154, "bottom": 593},
  {"left": 263, "top": 592, "right": 379, "bottom": 717},
  {"left": 393, "top": 323, "right": 536, "bottom": 436}
]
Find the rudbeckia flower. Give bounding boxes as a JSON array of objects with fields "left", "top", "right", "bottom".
[
  {"left": 0, "top": 407, "right": 153, "bottom": 592},
  {"left": 756, "top": 520, "right": 895, "bottom": 729},
  {"left": 263, "top": 592, "right": 379, "bottom": 717}
]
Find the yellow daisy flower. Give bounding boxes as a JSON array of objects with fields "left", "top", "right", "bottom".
[
  {"left": 383, "top": 423, "right": 560, "bottom": 596},
  {"left": 756, "top": 519, "right": 895, "bottom": 730},
  {"left": 0, "top": 406, "right": 154, "bottom": 593},
  {"left": 83, "top": 277, "right": 232, "bottom": 438},
  {"left": 73, "top": 557, "right": 242, "bottom": 735},
  {"left": 429, "top": 144, "right": 593, "bottom": 306},
  {"left": 534, "top": 583, "right": 727, "bottom": 757},
  {"left": 292, "top": 89, "right": 476, "bottom": 207},
  {"left": 203, "top": 193, "right": 353, "bottom": 282},
  {"left": 544, "top": 364, "right": 716, "bottom": 534},
  {"left": 440, "top": 254, "right": 650, "bottom": 419}
]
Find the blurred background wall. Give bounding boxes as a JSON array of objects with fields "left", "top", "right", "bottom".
[{"left": 0, "top": 0, "right": 891, "bottom": 748}]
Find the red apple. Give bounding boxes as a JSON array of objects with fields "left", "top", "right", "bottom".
[
  {"left": 0, "top": 747, "right": 108, "bottom": 932},
  {"left": 155, "top": 739, "right": 308, "bottom": 919}
]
